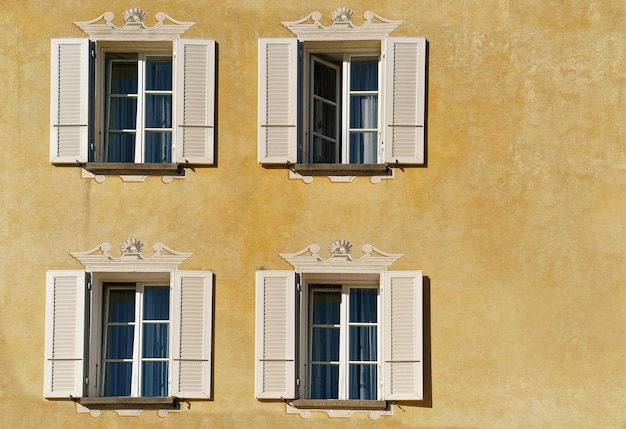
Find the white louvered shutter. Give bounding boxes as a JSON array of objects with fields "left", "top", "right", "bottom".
[
  {"left": 50, "top": 39, "right": 90, "bottom": 164},
  {"left": 258, "top": 39, "right": 298, "bottom": 164},
  {"left": 382, "top": 271, "right": 423, "bottom": 400},
  {"left": 174, "top": 39, "right": 216, "bottom": 165},
  {"left": 44, "top": 271, "right": 86, "bottom": 398},
  {"left": 171, "top": 271, "right": 213, "bottom": 398},
  {"left": 384, "top": 38, "right": 427, "bottom": 164},
  {"left": 255, "top": 271, "right": 296, "bottom": 399}
]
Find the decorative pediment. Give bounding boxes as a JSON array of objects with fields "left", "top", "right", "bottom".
[
  {"left": 71, "top": 238, "right": 192, "bottom": 272},
  {"left": 74, "top": 7, "right": 194, "bottom": 41},
  {"left": 280, "top": 239, "right": 402, "bottom": 273},
  {"left": 281, "top": 7, "right": 403, "bottom": 41}
]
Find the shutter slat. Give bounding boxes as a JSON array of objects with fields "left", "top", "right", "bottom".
[
  {"left": 175, "top": 39, "right": 215, "bottom": 165},
  {"left": 255, "top": 271, "right": 296, "bottom": 399},
  {"left": 171, "top": 271, "right": 213, "bottom": 398},
  {"left": 383, "top": 271, "right": 423, "bottom": 401},
  {"left": 258, "top": 39, "right": 298, "bottom": 163},
  {"left": 385, "top": 38, "right": 427, "bottom": 164},
  {"left": 50, "top": 39, "right": 89, "bottom": 164},
  {"left": 44, "top": 271, "right": 86, "bottom": 398}
]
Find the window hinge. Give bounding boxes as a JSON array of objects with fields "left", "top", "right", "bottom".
[
  {"left": 85, "top": 377, "right": 89, "bottom": 385},
  {"left": 89, "top": 142, "right": 95, "bottom": 152},
  {"left": 87, "top": 282, "right": 92, "bottom": 291},
  {"left": 295, "top": 273, "right": 301, "bottom": 291},
  {"left": 296, "top": 378, "right": 300, "bottom": 386}
]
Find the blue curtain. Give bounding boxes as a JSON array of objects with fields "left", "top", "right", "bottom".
[
  {"left": 107, "top": 62, "right": 137, "bottom": 162},
  {"left": 141, "top": 286, "right": 170, "bottom": 397},
  {"left": 348, "top": 288, "right": 377, "bottom": 400},
  {"left": 103, "top": 288, "right": 135, "bottom": 396},
  {"left": 144, "top": 59, "right": 172, "bottom": 163},
  {"left": 310, "top": 291, "right": 340, "bottom": 399}
]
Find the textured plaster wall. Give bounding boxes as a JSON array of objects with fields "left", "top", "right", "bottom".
[{"left": 2, "top": 0, "right": 626, "bottom": 428}]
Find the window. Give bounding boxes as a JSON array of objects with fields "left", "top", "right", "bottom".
[
  {"left": 50, "top": 8, "right": 216, "bottom": 173},
  {"left": 257, "top": 7, "right": 427, "bottom": 174},
  {"left": 254, "top": 240, "right": 424, "bottom": 416},
  {"left": 103, "top": 53, "right": 173, "bottom": 163},
  {"left": 101, "top": 283, "right": 170, "bottom": 397},
  {"left": 44, "top": 240, "right": 213, "bottom": 410}
]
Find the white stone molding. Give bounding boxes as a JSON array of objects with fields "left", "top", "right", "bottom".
[
  {"left": 71, "top": 239, "right": 192, "bottom": 272},
  {"left": 74, "top": 7, "right": 194, "bottom": 41},
  {"left": 77, "top": 403, "right": 179, "bottom": 418},
  {"left": 288, "top": 170, "right": 394, "bottom": 184},
  {"left": 285, "top": 403, "right": 393, "bottom": 419},
  {"left": 280, "top": 240, "right": 403, "bottom": 273},
  {"left": 282, "top": 7, "right": 403, "bottom": 41},
  {"left": 81, "top": 168, "right": 184, "bottom": 184}
]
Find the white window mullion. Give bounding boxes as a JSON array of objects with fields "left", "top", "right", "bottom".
[
  {"left": 339, "top": 285, "right": 349, "bottom": 399},
  {"left": 131, "top": 286, "right": 143, "bottom": 397},
  {"left": 341, "top": 56, "right": 350, "bottom": 165},
  {"left": 135, "top": 56, "right": 146, "bottom": 163}
]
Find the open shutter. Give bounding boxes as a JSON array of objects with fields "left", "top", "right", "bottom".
[
  {"left": 171, "top": 271, "right": 213, "bottom": 398},
  {"left": 174, "top": 39, "right": 216, "bottom": 165},
  {"left": 258, "top": 39, "right": 298, "bottom": 164},
  {"left": 382, "top": 271, "right": 423, "bottom": 400},
  {"left": 50, "top": 39, "right": 90, "bottom": 164},
  {"left": 44, "top": 270, "right": 86, "bottom": 398},
  {"left": 255, "top": 271, "right": 296, "bottom": 399},
  {"left": 384, "top": 38, "right": 427, "bottom": 165}
]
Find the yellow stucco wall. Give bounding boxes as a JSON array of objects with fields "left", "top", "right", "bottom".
[{"left": 2, "top": 0, "right": 626, "bottom": 427}]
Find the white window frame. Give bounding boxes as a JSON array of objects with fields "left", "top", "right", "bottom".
[
  {"left": 255, "top": 240, "right": 423, "bottom": 418},
  {"left": 44, "top": 240, "right": 213, "bottom": 417},
  {"left": 50, "top": 8, "right": 215, "bottom": 174}
]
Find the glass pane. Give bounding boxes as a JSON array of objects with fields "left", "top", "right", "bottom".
[
  {"left": 143, "top": 286, "right": 170, "bottom": 320},
  {"left": 144, "top": 132, "right": 172, "bottom": 163},
  {"left": 109, "top": 98, "right": 137, "bottom": 130},
  {"left": 110, "top": 62, "right": 138, "bottom": 94},
  {"left": 349, "top": 326, "right": 377, "bottom": 361},
  {"left": 313, "top": 99, "right": 337, "bottom": 140},
  {"left": 349, "top": 289, "right": 377, "bottom": 323},
  {"left": 145, "top": 95, "right": 172, "bottom": 128},
  {"left": 106, "top": 326, "right": 135, "bottom": 359},
  {"left": 143, "top": 324, "right": 169, "bottom": 358},
  {"left": 142, "top": 361, "right": 168, "bottom": 397},
  {"left": 103, "top": 362, "right": 132, "bottom": 396},
  {"left": 349, "top": 132, "right": 378, "bottom": 164},
  {"left": 146, "top": 59, "right": 172, "bottom": 91},
  {"left": 313, "top": 60, "right": 337, "bottom": 102},
  {"left": 107, "top": 289, "right": 135, "bottom": 322},
  {"left": 350, "top": 60, "right": 378, "bottom": 91},
  {"left": 107, "top": 133, "right": 136, "bottom": 162},
  {"left": 310, "top": 365, "right": 339, "bottom": 399},
  {"left": 349, "top": 95, "right": 378, "bottom": 129},
  {"left": 311, "top": 327, "right": 340, "bottom": 361},
  {"left": 349, "top": 364, "right": 377, "bottom": 400},
  {"left": 311, "top": 291, "right": 340, "bottom": 324}
]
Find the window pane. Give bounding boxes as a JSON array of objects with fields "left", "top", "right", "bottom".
[
  {"left": 349, "top": 132, "right": 378, "bottom": 164},
  {"left": 107, "top": 133, "right": 136, "bottom": 162},
  {"left": 310, "top": 365, "right": 339, "bottom": 399},
  {"left": 103, "top": 362, "right": 132, "bottom": 396},
  {"left": 109, "top": 98, "right": 137, "bottom": 130},
  {"left": 143, "top": 324, "right": 169, "bottom": 358},
  {"left": 106, "top": 326, "right": 135, "bottom": 359},
  {"left": 108, "top": 289, "right": 135, "bottom": 322},
  {"left": 142, "top": 361, "right": 168, "bottom": 397},
  {"left": 143, "top": 286, "right": 170, "bottom": 320},
  {"left": 311, "top": 327, "right": 340, "bottom": 361},
  {"left": 349, "top": 289, "right": 377, "bottom": 323},
  {"left": 110, "top": 62, "right": 138, "bottom": 94},
  {"left": 311, "top": 290, "right": 340, "bottom": 324},
  {"left": 313, "top": 99, "right": 337, "bottom": 140},
  {"left": 313, "top": 61, "right": 337, "bottom": 102},
  {"left": 349, "top": 95, "right": 378, "bottom": 129},
  {"left": 350, "top": 60, "right": 378, "bottom": 91},
  {"left": 144, "top": 132, "right": 172, "bottom": 163},
  {"left": 349, "top": 326, "right": 377, "bottom": 361},
  {"left": 146, "top": 59, "right": 172, "bottom": 91},
  {"left": 145, "top": 95, "right": 172, "bottom": 128},
  {"left": 349, "top": 364, "right": 377, "bottom": 400}
]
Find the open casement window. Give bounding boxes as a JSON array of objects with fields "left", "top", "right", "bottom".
[
  {"left": 44, "top": 270, "right": 213, "bottom": 404},
  {"left": 255, "top": 270, "right": 423, "bottom": 408},
  {"left": 50, "top": 38, "right": 215, "bottom": 172},
  {"left": 258, "top": 37, "right": 426, "bottom": 172}
]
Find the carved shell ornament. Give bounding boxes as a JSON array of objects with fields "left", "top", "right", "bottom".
[
  {"left": 120, "top": 238, "right": 144, "bottom": 254},
  {"left": 122, "top": 7, "right": 147, "bottom": 23},
  {"left": 329, "top": 239, "right": 353, "bottom": 255},
  {"left": 330, "top": 6, "right": 355, "bottom": 23}
]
